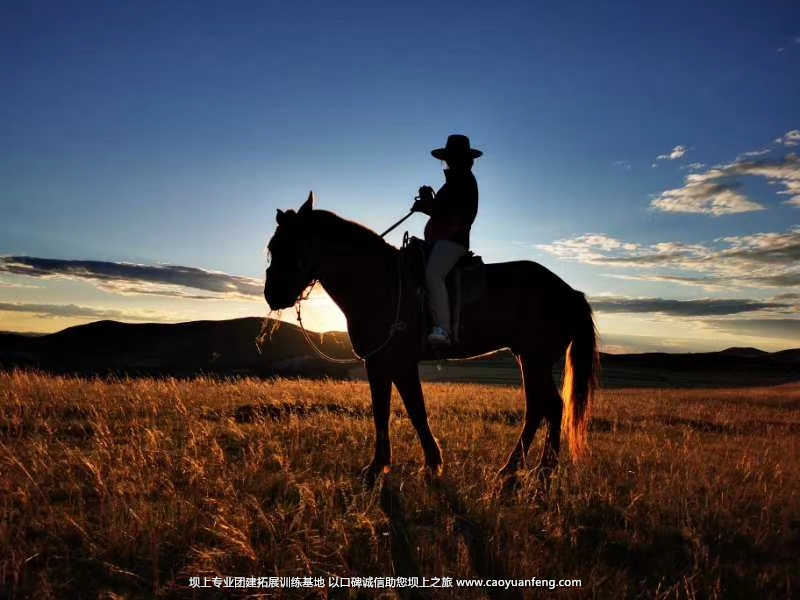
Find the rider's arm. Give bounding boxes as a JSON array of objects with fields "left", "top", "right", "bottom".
[{"left": 412, "top": 186, "right": 436, "bottom": 215}]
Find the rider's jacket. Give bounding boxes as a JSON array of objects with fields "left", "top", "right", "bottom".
[{"left": 417, "top": 168, "right": 478, "bottom": 248}]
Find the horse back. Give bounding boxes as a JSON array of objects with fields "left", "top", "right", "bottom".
[
  {"left": 485, "top": 260, "right": 575, "bottom": 296},
  {"left": 401, "top": 238, "right": 580, "bottom": 357},
  {"left": 401, "top": 237, "right": 571, "bottom": 297}
]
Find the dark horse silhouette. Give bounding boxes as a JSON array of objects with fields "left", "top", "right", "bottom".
[{"left": 264, "top": 193, "right": 599, "bottom": 486}]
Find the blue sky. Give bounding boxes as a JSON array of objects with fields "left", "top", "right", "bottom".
[{"left": 1, "top": 0, "right": 799, "bottom": 352}]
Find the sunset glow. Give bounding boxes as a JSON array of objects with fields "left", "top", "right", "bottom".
[{"left": 1, "top": 1, "right": 798, "bottom": 352}]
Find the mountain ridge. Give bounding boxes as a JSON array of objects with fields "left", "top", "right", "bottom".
[{"left": 1, "top": 318, "right": 797, "bottom": 387}]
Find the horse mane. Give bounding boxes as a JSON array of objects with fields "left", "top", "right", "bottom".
[{"left": 310, "top": 210, "right": 397, "bottom": 255}]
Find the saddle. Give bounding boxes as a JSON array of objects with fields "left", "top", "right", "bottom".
[{"left": 401, "top": 235, "right": 486, "bottom": 346}]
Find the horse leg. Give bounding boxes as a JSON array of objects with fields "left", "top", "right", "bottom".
[
  {"left": 392, "top": 362, "right": 443, "bottom": 477},
  {"left": 537, "top": 369, "right": 564, "bottom": 478},
  {"left": 362, "top": 359, "right": 392, "bottom": 487},
  {"left": 498, "top": 354, "right": 546, "bottom": 477}
]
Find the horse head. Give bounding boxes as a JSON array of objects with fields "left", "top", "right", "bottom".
[{"left": 264, "top": 192, "right": 318, "bottom": 310}]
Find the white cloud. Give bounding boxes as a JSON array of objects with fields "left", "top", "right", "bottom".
[
  {"left": 536, "top": 227, "right": 800, "bottom": 290},
  {"left": 704, "top": 318, "right": 800, "bottom": 342},
  {"left": 737, "top": 148, "right": 771, "bottom": 160},
  {"left": 589, "top": 296, "right": 787, "bottom": 316},
  {"left": 651, "top": 154, "right": 800, "bottom": 214},
  {"left": 605, "top": 273, "right": 726, "bottom": 291},
  {"left": 775, "top": 129, "right": 800, "bottom": 147},
  {"left": 0, "top": 256, "right": 264, "bottom": 300},
  {"left": 684, "top": 162, "right": 707, "bottom": 171},
  {"left": 0, "top": 277, "right": 41, "bottom": 290},
  {"left": 651, "top": 181, "right": 765, "bottom": 215},
  {"left": 535, "top": 233, "right": 641, "bottom": 262},
  {"left": 656, "top": 145, "right": 688, "bottom": 161},
  {"left": 612, "top": 160, "right": 632, "bottom": 170},
  {"left": 773, "top": 292, "right": 800, "bottom": 301},
  {"left": 0, "top": 301, "right": 175, "bottom": 322}
]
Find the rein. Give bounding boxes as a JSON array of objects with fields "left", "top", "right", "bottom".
[{"left": 295, "top": 251, "right": 406, "bottom": 363}]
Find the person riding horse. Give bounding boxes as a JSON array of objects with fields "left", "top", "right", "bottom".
[
  {"left": 412, "top": 134, "right": 482, "bottom": 347},
  {"left": 265, "top": 191, "right": 598, "bottom": 486}
]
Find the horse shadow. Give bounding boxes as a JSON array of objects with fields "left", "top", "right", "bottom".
[
  {"left": 378, "top": 475, "right": 524, "bottom": 600},
  {"left": 378, "top": 479, "right": 426, "bottom": 600}
]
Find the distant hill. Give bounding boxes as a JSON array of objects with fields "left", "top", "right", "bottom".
[
  {"left": 771, "top": 348, "right": 800, "bottom": 363},
  {"left": 717, "top": 347, "right": 769, "bottom": 358},
  {"left": 0, "top": 318, "right": 355, "bottom": 379},
  {"left": 592, "top": 347, "right": 800, "bottom": 388},
  {"left": 1, "top": 319, "right": 798, "bottom": 388},
  {"left": 411, "top": 345, "right": 799, "bottom": 389}
]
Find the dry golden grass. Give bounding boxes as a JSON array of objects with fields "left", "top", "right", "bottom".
[{"left": 1, "top": 371, "right": 799, "bottom": 599}]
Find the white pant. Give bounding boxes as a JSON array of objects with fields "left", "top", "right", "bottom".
[{"left": 425, "top": 240, "right": 468, "bottom": 332}]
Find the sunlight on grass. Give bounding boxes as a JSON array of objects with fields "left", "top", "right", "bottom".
[{"left": 1, "top": 372, "right": 798, "bottom": 598}]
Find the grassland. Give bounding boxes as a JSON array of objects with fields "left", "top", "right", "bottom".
[{"left": 1, "top": 371, "right": 799, "bottom": 599}]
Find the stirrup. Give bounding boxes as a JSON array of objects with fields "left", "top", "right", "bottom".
[{"left": 427, "top": 326, "right": 452, "bottom": 346}]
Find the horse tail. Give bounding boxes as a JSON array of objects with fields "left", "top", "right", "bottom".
[{"left": 562, "top": 290, "right": 599, "bottom": 461}]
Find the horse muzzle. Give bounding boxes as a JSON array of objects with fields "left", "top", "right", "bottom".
[
  {"left": 264, "top": 287, "right": 294, "bottom": 311},
  {"left": 264, "top": 280, "right": 298, "bottom": 311}
]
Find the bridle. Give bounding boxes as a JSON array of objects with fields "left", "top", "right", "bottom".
[
  {"left": 270, "top": 209, "right": 415, "bottom": 364},
  {"left": 294, "top": 251, "right": 406, "bottom": 363}
]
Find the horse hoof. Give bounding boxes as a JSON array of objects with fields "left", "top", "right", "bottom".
[
  {"left": 361, "top": 464, "right": 389, "bottom": 489},
  {"left": 421, "top": 462, "right": 443, "bottom": 484}
]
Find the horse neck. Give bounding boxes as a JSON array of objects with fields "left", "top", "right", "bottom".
[{"left": 312, "top": 212, "right": 398, "bottom": 318}]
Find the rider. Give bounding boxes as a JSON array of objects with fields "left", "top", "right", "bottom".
[{"left": 412, "top": 134, "right": 482, "bottom": 347}]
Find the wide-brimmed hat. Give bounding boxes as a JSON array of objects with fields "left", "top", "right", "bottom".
[{"left": 431, "top": 134, "right": 483, "bottom": 160}]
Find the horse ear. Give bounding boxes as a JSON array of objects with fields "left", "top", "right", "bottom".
[
  {"left": 276, "top": 209, "right": 286, "bottom": 224},
  {"left": 299, "top": 191, "right": 314, "bottom": 215}
]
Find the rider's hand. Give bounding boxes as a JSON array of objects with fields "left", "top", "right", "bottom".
[{"left": 418, "top": 185, "right": 435, "bottom": 203}]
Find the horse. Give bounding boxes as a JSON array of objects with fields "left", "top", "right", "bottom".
[{"left": 264, "top": 193, "right": 599, "bottom": 487}]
